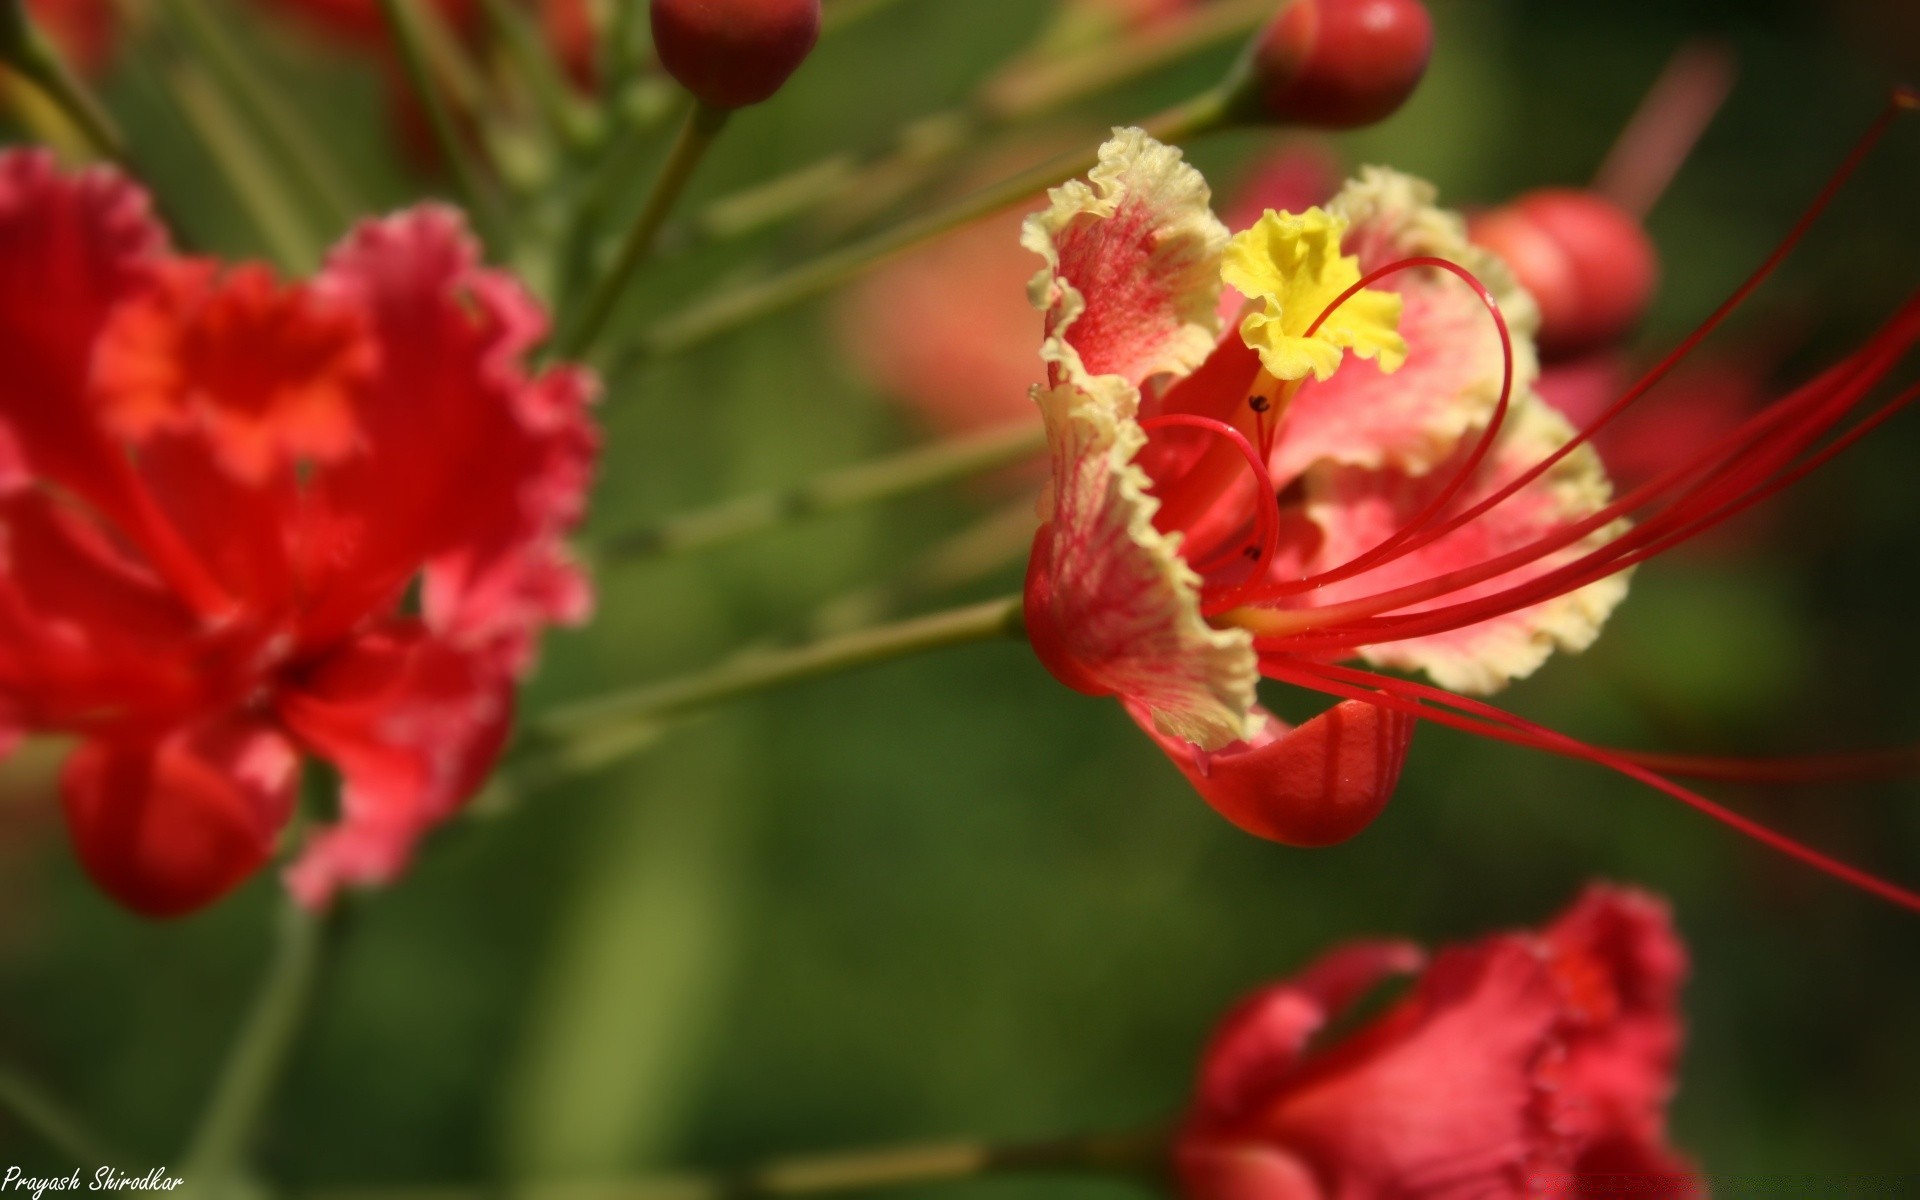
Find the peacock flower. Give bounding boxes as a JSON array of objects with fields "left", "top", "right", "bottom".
[
  {"left": 0, "top": 150, "right": 598, "bottom": 917},
  {"left": 1176, "top": 884, "right": 1701, "bottom": 1200},
  {"left": 1020, "top": 126, "right": 1920, "bottom": 905}
]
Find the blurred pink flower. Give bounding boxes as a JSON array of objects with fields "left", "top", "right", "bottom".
[{"left": 1178, "top": 884, "right": 1701, "bottom": 1200}]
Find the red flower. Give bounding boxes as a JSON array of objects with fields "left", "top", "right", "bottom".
[
  {"left": 0, "top": 151, "right": 598, "bottom": 917},
  {"left": 1177, "top": 885, "right": 1702, "bottom": 1200},
  {"left": 1018, "top": 127, "right": 1920, "bottom": 907}
]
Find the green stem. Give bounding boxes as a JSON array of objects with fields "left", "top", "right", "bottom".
[
  {"left": 0, "top": 2, "right": 126, "bottom": 159},
  {"left": 695, "top": 0, "right": 1272, "bottom": 245},
  {"left": 622, "top": 87, "right": 1232, "bottom": 365},
  {"left": 558, "top": 99, "right": 732, "bottom": 358},
  {"left": 599, "top": 420, "right": 1044, "bottom": 561},
  {"left": 184, "top": 901, "right": 343, "bottom": 1192},
  {"left": 474, "top": 0, "right": 600, "bottom": 151},
  {"left": 163, "top": 58, "right": 321, "bottom": 269},
  {"left": 0, "top": 1064, "right": 119, "bottom": 1166},
  {"left": 151, "top": 0, "right": 361, "bottom": 230},
  {"left": 306, "top": 1124, "right": 1169, "bottom": 1200},
  {"left": 515, "top": 596, "right": 1026, "bottom": 785},
  {"left": 378, "top": 0, "right": 502, "bottom": 243}
]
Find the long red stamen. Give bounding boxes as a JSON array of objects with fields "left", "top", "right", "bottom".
[
  {"left": 1261, "top": 256, "right": 1517, "bottom": 597},
  {"left": 1612, "top": 746, "right": 1920, "bottom": 785},
  {"left": 1260, "top": 655, "right": 1920, "bottom": 912},
  {"left": 1138, "top": 414, "right": 1282, "bottom": 574},
  {"left": 1275, "top": 371, "right": 1918, "bottom": 654},
  {"left": 1213, "top": 294, "right": 1919, "bottom": 633},
  {"left": 1343, "top": 89, "right": 1916, "bottom": 572}
]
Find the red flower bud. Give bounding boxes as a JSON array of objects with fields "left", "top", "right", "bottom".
[
  {"left": 1235, "top": 0, "right": 1434, "bottom": 129},
  {"left": 1470, "top": 188, "right": 1660, "bottom": 360},
  {"left": 651, "top": 0, "right": 821, "bottom": 109}
]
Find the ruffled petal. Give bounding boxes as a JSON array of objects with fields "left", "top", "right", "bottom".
[
  {"left": 1271, "top": 168, "right": 1541, "bottom": 484},
  {"left": 1024, "top": 372, "right": 1258, "bottom": 750},
  {"left": 59, "top": 716, "right": 299, "bottom": 917},
  {"left": 1301, "top": 396, "right": 1629, "bottom": 694},
  {"left": 1022, "top": 127, "right": 1227, "bottom": 391},
  {"left": 0, "top": 149, "right": 165, "bottom": 507},
  {"left": 299, "top": 205, "right": 600, "bottom": 659},
  {"left": 1129, "top": 697, "right": 1413, "bottom": 846},
  {"left": 277, "top": 620, "right": 512, "bottom": 908},
  {"left": 1247, "top": 937, "right": 1572, "bottom": 1199},
  {"left": 1190, "top": 939, "right": 1426, "bottom": 1124},
  {"left": 1543, "top": 885, "right": 1689, "bottom": 1153}
]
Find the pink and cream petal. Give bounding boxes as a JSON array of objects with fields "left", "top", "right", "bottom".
[
  {"left": 1025, "top": 375, "right": 1259, "bottom": 751},
  {"left": 1022, "top": 127, "right": 1227, "bottom": 391},
  {"left": 1270, "top": 168, "right": 1542, "bottom": 484},
  {"left": 1301, "top": 397, "right": 1629, "bottom": 695}
]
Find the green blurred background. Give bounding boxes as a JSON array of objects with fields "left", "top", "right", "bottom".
[{"left": 3, "top": 0, "right": 1918, "bottom": 1191}]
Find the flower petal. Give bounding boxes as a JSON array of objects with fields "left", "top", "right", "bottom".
[
  {"left": 277, "top": 621, "right": 511, "bottom": 908},
  {"left": 1271, "top": 168, "right": 1541, "bottom": 483},
  {"left": 1303, "top": 396, "right": 1629, "bottom": 694},
  {"left": 1189, "top": 939, "right": 1426, "bottom": 1124},
  {"left": 1023, "top": 127, "right": 1227, "bottom": 391},
  {"left": 1249, "top": 936, "right": 1571, "bottom": 1198},
  {"left": 299, "top": 205, "right": 599, "bottom": 661},
  {"left": 0, "top": 149, "right": 165, "bottom": 505},
  {"left": 1025, "top": 372, "right": 1258, "bottom": 750},
  {"left": 1543, "top": 885, "right": 1690, "bottom": 1154},
  {"left": 59, "top": 716, "right": 298, "bottom": 918},
  {"left": 1129, "top": 697, "right": 1413, "bottom": 846}
]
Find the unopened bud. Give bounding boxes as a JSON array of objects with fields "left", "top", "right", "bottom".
[
  {"left": 1470, "top": 188, "right": 1659, "bottom": 359},
  {"left": 1228, "top": 0, "right": 1434, "bottom": 130},
  {"left": 651, "top": 0, "right": 822, "bottom": 109}
]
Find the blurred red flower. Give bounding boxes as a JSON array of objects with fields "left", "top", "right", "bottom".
[
  {"left": 0, "top": 150, "right": 598, "bottom": 917},
  {"left": 1178, "top": 884, "right": 1701, "bottom": 1200}
]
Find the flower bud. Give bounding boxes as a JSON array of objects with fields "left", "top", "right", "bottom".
[
  {"left": 1230, "top": 0, "right": 1434, "bottom": 129},
  {"left": 651, "top": 0, "right": 821, "bottom": 109},
  {"left": 1470, "top": 188, "right": 1659, "bottom": 359}
]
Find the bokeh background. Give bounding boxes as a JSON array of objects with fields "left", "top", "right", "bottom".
[{"left": 3, "top": 0, "right": 1918, "bottom": 1191}]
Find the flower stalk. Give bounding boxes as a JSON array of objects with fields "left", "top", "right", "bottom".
[
  {"left": 473, "top": 0, "right": 601, "bottom": 151},
  {"left": 377, "top": 0, "right": 503, "bottom": 244},
  {"left": 150, "top": 0, "right": 362, "bottom": 229},
  {"left": 308, "top": 1124, "right": 1168, "bottom": 1200},
  {"left": 557, "top": 98, "right": 732, "bottom": 357},
  {"left": 692, "top": 0, "right": 1277, "bottom": 245},
  {"left": 0, "top": 0, "right": 124, "bottom": 160},
  {"left": 183, "top": 901, "right": 345, "bottom": 1193},
  {"left": 510, "top": 596, "right": 1027, "bottom": 793},
  {"left": 599, "top": 420, "right": 1044, "bottom": 561},
  {"left": 0, "top": 1063, "right": 120, "bottom": 1166},
  {"left": 623, "top": 87, "right": 1233, "bottom": 365}
]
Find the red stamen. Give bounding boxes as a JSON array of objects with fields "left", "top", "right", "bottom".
[
  {"left": 1138, "top": 414, "right": 1282, "bottom": 574},
  {"left": 1260, "top": 655, "right": 1920, "bottom": 913},
  {"left": 1611, "top": 746, "right": 1920, "bottom": 785},
  {"left": 1215, "top": 294, "right": 1919, "bottom": 634},
  {"left": 1354, "top": 90, "right": 1915, "bottom": 569},
  {"left": 1262, "top": 256, "right": 1517, "bottom": 597}
]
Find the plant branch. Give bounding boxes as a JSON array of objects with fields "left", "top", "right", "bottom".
[
  {"left": 0, "top": 0, "right": 125, "bottom": 159},
  {"left": 151, "top": 0, "right": 363, "bottom": 229},
  {"left": 378, "top": 0, "right": 503, "bottom": 244},
  {"left": 620, "top": 87, "right": 1231, "bottom": 365},
  {"left": 694, "top": 0, "right": 1273, "bottom": 246},
  {"left": 557, "top": 99, "right": 731, "bottom": 358},
  {"left": 598, "top": 420, "right": 1044, "bottom": 561},
  {"left": 184, "top": 901, "right": 345, "bottom": 1192},
  {"left": 0, "top": 1063, "right": 119, "bottom": 1166},
  {"left": 305, "top": 1124, "right": 1169, "bottom": 1200}
]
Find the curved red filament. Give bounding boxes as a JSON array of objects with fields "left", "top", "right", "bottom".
[{"left": 1139, "top": 414, "right": 1282, "bottom": 577}]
